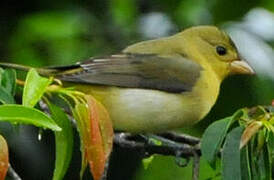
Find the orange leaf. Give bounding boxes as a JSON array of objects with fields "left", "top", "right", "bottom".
[
  {"left": 85, "top": 95, "right": 113, "bottom": 180},
  {"left": 0, "top": 135, "right": 9, "bottom": 180}
]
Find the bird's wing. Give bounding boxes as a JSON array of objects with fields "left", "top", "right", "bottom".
[{"left": 55, "top": 53, "right": 203, "bottom": 93}]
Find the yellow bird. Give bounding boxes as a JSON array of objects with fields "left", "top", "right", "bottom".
[{"left": 0, "top": 26, "right": 254, "bottom": 132}]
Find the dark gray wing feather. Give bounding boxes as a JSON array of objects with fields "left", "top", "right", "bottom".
[{"left": 56, "top": 54, "right": 202, "bottom": 93}]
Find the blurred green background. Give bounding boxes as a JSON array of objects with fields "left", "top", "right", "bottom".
[{"left": 0, "top": 0, "right": 273, "bottom": 179}]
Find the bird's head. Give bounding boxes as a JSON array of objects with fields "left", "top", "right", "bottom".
[{"left": 180, "top": 26, "right": 255, "bottom": 80}]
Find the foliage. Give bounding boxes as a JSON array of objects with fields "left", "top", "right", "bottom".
[
  {"left": 201, "top": 106, "right": 274, "bottom": 180},
  {"left": 0, "top": 68, "right": 113, "bottom": 180},
  {"left": 49, "top": 103, "right": 73, "bottom": 180},
  {"left": 0, "top": 135, "right": 8, "bottom": 180}
]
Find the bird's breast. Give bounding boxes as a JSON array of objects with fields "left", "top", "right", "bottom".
[{"left": 78, "top": 70, "right": 221, "bottom": 133}]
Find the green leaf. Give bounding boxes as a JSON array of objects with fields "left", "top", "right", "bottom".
[
  {"left": 267, "top": 132, "right": 274, "bottom": 160},
  {"left": 257, "top": 144, "right": 271, "bottom": 180},
  {"left": 0, "top": 68, "right": 4, "bottom": 83},
  {"left": 222, "top": 126, "right": 244, "bottom": 180},
  {"left": 0, "top": 68, "right": 17, "bottom": 104},
  {"left": 240, "top": 146, "right": 252, "bottom": 180},
  {"left": 0, "top": 87, "right": 15, "bottom": 104},
  {"left": 1, "top": 69, "right": 17, "bottom": 95},
  {"left": 23, "top": 68, "right": 52, "bottom": 107},
  {"left": 267, "top": 132, "right": 273, "bottom": 180},
  {"left": 142, "top": 156, "right": 154, "bottom": 170},
  {"left": 201, "top": 110, "right": 244, "bottom": 168},
  {"left": 49, "top": 103, "right": 73, "bottom": 180},
  {"left": 72, "top": 103, "right": 88, "bottom": 179},
  {"left": 249, "top": 137, "right": 259, "bottom": 180},
  {"left": 0, "top": 104, "right": 61, "bottom": 131},
  {"left": 201, "top": 117, "right": 231, "bottom": 168}
]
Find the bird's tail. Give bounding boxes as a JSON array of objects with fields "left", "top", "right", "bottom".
[{"left": 0, "top": 62, "right": 81, "bottom": 76}]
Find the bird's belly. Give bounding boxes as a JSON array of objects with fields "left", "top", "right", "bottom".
[
  {"left": 90, "top": 87, "right": 209, "bottom": 132},
  {"left": 74, "top": 70, "right": 220, "bottom": 133}
]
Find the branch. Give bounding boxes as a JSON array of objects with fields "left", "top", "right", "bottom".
[
  {"left": 114, "top": 132, "right": 201, "bottom": 179},
  {"left": 114, "top": 132, "right": 200, "bottom": 158},
  {"left": 192, "top": 151, "right": 200, "bottom": 180},
  {"left": 158, "top": 131, "right": 200, "bottom": 146}
]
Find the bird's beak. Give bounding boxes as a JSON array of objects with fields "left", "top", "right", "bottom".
[{"left": 230, "top": 60, "right": 255, "bottom": 75}]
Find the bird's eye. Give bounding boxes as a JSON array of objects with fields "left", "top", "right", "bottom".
[{"left": 216, "top": 46, "right": 227, "bottom": 56}]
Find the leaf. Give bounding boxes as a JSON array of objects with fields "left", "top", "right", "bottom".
[
  {"left": 85, "top": 95, "right": 113, "bottom": 180},
  {"left": 249, "top": 136, "right": 259, "bottom": 180},
  {"left": 87, "top": 96, "right": 113, "bottom": 158},
  {"left": 0, "top": 135, "right": 8, "bottom": 180},
  {"left": 73, "top": 103, "right": 88, "bottom": 179},
  {"left": 257, "top": 129, "right": 265, "bottom": 153},
  {"left": 1, "top": 69, "right": 17, "bottom": 95},
  {"left": 222, "top": 126, "right": 244, "bottom": 180},
  {"left": 72, "top": 95, "right": 113, "bottom": 180},
  {"left": 142, "top": 156, "right": 154, "bottom": 170},
  {"left": 240, "top": 121, "right": 263, "bottom": 149},
  {"left": 201, "top": 109, "right": 245, "bottom": 168},
  {"left": 248, "top": 106, "right": 267, "bottom": 119},
  {"left": 0, "top": 68, "right": 17, "bottom": 104},
  {"left": 0, "top": 68, "right": 4, "bottom": 83},
  {"left": 23, "top": 68, "right": 52, "bottom": 107},
  {"left": 0, "top": 86, "right": 15, "bottom": 104},
  {"left": 240, "top": 146, "right": 252, "bottom": 180},
  {"left": 0, "top": 104, "right": 61, "bottom": 131},
  {"left": 267, "top": 133, "right": 273, "bottom": 179},
  {"left": 257, "top": 144, "right": 271, "bottom": 180},
  {"left": 201, "top": 117, "right": 231, "bottom": 168},
  {"left": 267, "top": 132, "right": 274, "bottom": 160},
  {"left": 49, "top": 103, "right": 73, "bottom": 180}
]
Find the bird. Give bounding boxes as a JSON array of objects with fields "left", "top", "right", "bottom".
[{"left": 0, "top": 26, "right": 254, "bottom": 133}]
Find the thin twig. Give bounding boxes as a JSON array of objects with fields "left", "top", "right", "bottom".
[
  {"left": 15, "top": 79, "right": 25, "bottom": 86},
  {"left": 192, "top": 151, "right": 200, "bottom": 180},
  {"left": 8, "top": 164, "right": 22, "bottom": 180}
]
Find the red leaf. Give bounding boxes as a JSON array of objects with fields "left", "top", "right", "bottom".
[
  {"left": 0, "top": 135, "right": 9, "bottom": 180},
  {"left": 85, "top": 95, "right": 113, "bottom": 180}
]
